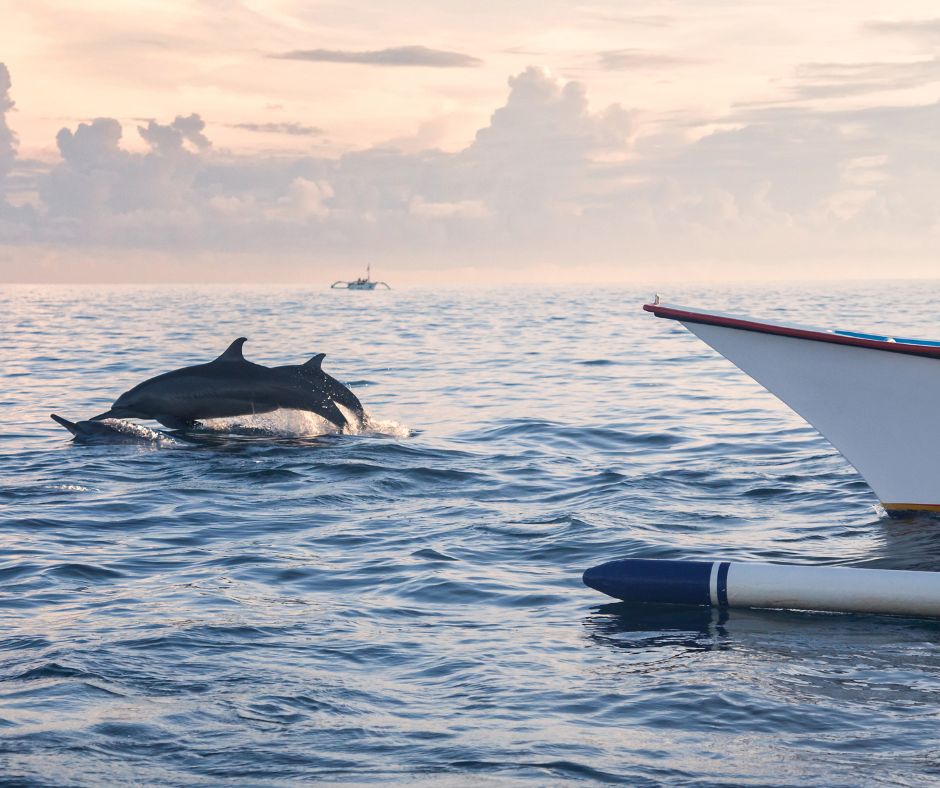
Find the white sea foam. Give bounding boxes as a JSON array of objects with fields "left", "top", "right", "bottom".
[
  {"left": 201, "top": 409, "right": 338, "bottom": 437},
  {"left": 101, "top": 418, "right": 183, "bottom": 445},
  {"left": 200, "top": 408, "right": 410, "bottom": 439},
  {"left": 354, "top": 414, "right": 411, "bottom": 439}
]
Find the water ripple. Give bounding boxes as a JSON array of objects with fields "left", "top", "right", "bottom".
[{"left": 3, "top": 282, "right": 940, "bottom": 784}]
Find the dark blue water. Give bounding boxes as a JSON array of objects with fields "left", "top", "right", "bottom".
[{"left": 4, "top": 282, "right": 940, "bottom": 785}]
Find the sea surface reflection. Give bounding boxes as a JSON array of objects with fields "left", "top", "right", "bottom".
[{"left": 3, "top": 281, "right": 940, "bottom": 783}]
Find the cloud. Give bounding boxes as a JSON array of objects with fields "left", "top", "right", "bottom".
[
  {"left": 791, "top": 58, "right": 940, "bottom": 99},
  {"left": 9, "top": 63, "right": 940, "bottom": 279},
  {"left": 597, "top": 49, "right": 688, "bottom": 70},
  {"left": 0, "top": 63, "right": 34, "bottom": 241},
  {"left": 472, "top": 67, "right": 635, "bottom": 155},
  {"left": 582, "top": 12, "right": 674, "bottom": 28},
  {"left": 1, "top": 66, "right": 638, "bottom": 260},
  {"left": 137, "top": 113, "right": 210, "bottom": 154},
  {"left": 41, "top": 113, "right": 208, "bottom": 228},
  {"left": 865, "top": 18, "right": 940, "bottom": 40},
  {"left": 409, "top": 197, "right": 489, "bottom": 219},
  {"left": 270, "top": 45, "right": 481, "bottom": 68},
  {"left": 0, "top": 63, "right": 16, "bottom": 182},
  {"left": 56, "top": 118, "right": 125, "bottom": 170},
  {"left": 460, "top": 67, "right": 636, "bottom": 221},
  {"left": 278, "top": 177, "right": 333, "bottom": 220},
  {"left": 229, "top": 122, "right": 323, "bottom": 137}
]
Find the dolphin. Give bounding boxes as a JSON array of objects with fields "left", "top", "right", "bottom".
[
  {"left": 273, "top": 353, "right": 366, "bottom": 425},
  {"left": 91, "top": 338, "right": 348, "bottom": 430},
  {"left": 50, "top": 414, "right": 166, "bottom": 444}
]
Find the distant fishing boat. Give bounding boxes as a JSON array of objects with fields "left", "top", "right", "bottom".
[
  {"left": 645, "top": 296, "right": 940, "bottom": 514},
  {"left": 331, "top": 265, "right": 390, "bottom": 291}
]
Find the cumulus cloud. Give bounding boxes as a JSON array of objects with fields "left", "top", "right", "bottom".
[
  {"left": 41, "top": 113, "right": 208, "bottom": 232},
  {"left": 56, "top": 118, "right": 125, "bottom": 169},
  {"left": 2, "top": 66, "right": 639, "bottom": 259},
  {"left": 7, "top": 62, "right": 940, "bottom": 279},
  {"left": 271, "top": 45, "right": 481, "bottom": 67},
  {"left": 0, "top": 64, "right": 36, "bottom": 241},
  {"left": 137, "top": 113, "right": 210, "bottom": 154},
  {"left": 0, "top": 63, "right": 16, "bottom": 182},
  {"left": 229, "top": 122, "right": 323, "bottom": 136},
  {"left": 278, "top": 177, "right": 333, "bottom": 220},
  {"left": 0, "top": 61, "right": 25, "bottom": 236},
  {"left": 472, "top": 67, "right": 635, "bottom": 155},
  {"left": 459, "top": 67, "right": 635, "bottom": 222}
]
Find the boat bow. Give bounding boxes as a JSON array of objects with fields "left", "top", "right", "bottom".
[{"left": 646, "top": 299, "right": 940, "bottom": 513}]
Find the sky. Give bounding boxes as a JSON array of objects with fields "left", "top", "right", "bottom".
[{"left": 3, "top": 1, "right": 940, "bottom": 284}]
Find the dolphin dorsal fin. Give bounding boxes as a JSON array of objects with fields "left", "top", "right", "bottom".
[
  {"left": 216, "top": 337, "right": 248, "bottom": 362},
  {"left": 303, "top": 353, "right": 326, "bottom": 371}
]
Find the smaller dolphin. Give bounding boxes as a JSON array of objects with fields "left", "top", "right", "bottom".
[
  {"left": 273, "top": 354, "right": 366, "bottom": 425},
  {"left": 50, "top": 414, "right": 167, "bottom": 444}
]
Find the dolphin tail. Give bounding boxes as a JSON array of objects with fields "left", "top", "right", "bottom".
[
  {"left": 318, "top": 397, "right": 348, "bottom": 430},
  {"left": 50, "top": 414, "right": 79, "bottom": 435},
  {"left": 325, "top": 374, "right": 365, "bottom": 421},
  {"left": 298, "top": 356, "right": 364, "bottom": 421},
  {"left": 284, "top": 389, "right": 348, "bottom": 430}
]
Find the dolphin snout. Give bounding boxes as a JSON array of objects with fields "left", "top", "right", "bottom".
[{"left": 90, "top": 409, "right": 128, "bottom": 421}]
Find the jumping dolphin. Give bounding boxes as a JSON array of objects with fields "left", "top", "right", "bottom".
[
  {"left": 91, "top": 338, "right": 349, "bottom": 430},
  {"left": 50, "top": 414, "right": 166, "bottom": 444},
  {"left": 274, "top": 353, "right": 366, "bottom": 424}
]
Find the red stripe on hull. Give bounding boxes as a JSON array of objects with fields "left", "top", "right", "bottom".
[{"left": 643, "top": 303, "right": 940, "bottom": 360}]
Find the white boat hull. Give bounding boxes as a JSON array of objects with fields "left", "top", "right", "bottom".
[{"left": 647, "top": 301, "right": 940, "bottom": 513}]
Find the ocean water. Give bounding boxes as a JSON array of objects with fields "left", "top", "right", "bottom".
[{"left": 3, "top": 281, "right": 940, "bottom": 785}]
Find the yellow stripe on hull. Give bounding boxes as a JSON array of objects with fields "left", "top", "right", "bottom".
[{"left": 882, "top": 502, "right": 940, "bottom": 513}]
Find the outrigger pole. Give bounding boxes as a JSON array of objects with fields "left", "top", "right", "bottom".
[{"left": 584, "top": 558, "right": 940, "bottom": 619}]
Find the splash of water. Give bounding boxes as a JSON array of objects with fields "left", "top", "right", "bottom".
[
  {"left": 200, "top": 408, "right": 410, "bottom": 439},
  {"left": 101, "top": 418, "right": 182, "bottom": 445},
  {"left": 201, "top": 409, "right": 338, "bottom": 437},
  {"left": 355, "top": 414, "right": 411, "bottom": 439}
]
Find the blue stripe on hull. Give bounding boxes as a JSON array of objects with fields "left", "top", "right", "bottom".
[{"left": 833, "top": 330, "right": 890, "bottom": 342}]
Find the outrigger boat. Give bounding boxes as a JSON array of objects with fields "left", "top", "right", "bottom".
[
  {"left": 645, "top": 297, "right": 940, "bottom": 514},
  {"left": 331, "top": 265, "right": 390, "bottom": 291}
]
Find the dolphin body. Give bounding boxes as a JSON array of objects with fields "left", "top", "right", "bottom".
[
  {"left": 274, "top": 354, "right": 366, "bottom": 425},
  {"left": 50, "top": 414, "right": 167, "bottom": 444},
  {"left": 91, "top": 338, "right": 350, "bottom": 430}
]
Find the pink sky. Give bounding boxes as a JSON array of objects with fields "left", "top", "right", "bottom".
[{"left": 3, "top": 1, "right": 940, "bottom": 284}]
